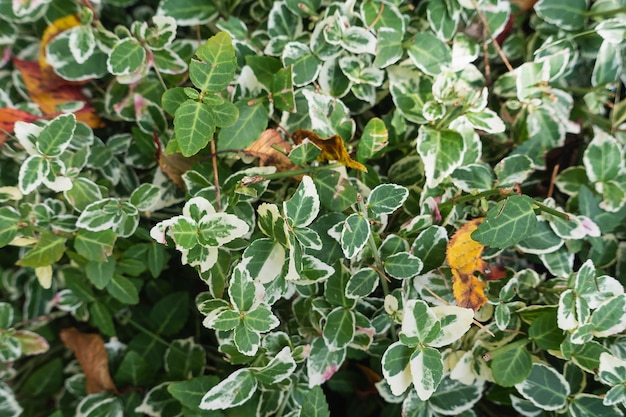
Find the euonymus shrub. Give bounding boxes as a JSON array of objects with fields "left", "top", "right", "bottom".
[{"left": 0, "top": 0, "right": 625, "bottom": 416}]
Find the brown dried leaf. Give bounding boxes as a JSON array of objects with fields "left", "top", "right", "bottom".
[
  {"left": 243, "top": 129, "right": 295, "bottom": 172},
  {"left": 292, "top": 129, "right": 367, "bottom": 172},
  {"left": 446, "top": 218, "right": 488, "bottom": 310},
  {"left": 159, "top": 152, "right": 197, "bottom": 189},
  {"left": 60, "top": 327, "right": 117, "bottom": 394}
]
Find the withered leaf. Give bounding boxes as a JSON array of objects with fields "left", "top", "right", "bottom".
[
  {"left": 243, "top": 129, "right": 295, "bottom": 172},
  {"left": 60, "top": 327, "right": 117, "bottom": 394},
  {"left": 292, "top": 129, "right": 367, "bottom": 172},
  {"left": 446, "top": 218, "right": 489, "bottom": 310},
  {"left": 0, "top": 108, "right": 42, "bottom": 145},
  {"left": 159, "top": 151, "right": 197, "bottom": 190}
]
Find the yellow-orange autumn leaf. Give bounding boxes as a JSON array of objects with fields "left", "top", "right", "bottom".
[
  {"left": 244, "top": 129, "right": 295, "bottom": 172},
  {"left": 292, "top": 129, "right": 367, "bottom": 172},
  {"left": 60, "top": 327, "right": 117, "bottom": 394},
  {"left": 446, "top": 218, "right": 488, "bottom": 310}
]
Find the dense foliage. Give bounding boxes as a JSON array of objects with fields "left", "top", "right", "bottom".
[{"left": 1, "top": 0, "right": 625, "bottom": 416}]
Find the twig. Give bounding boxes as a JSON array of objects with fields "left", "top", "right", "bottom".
[{"left": 470, "top": 0, "right": 514, "bottom": 72}]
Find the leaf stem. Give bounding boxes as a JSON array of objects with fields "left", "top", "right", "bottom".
[
  {"left": 532, "top": 201, "right": 570, "bottom": 220},
  {"left": 438, "top": 188, "right": 511, "bottom": 211},
  {"left": 210, "top": 136, "right": 222, "bottom": 211},
  {"left": 242, "top": 163, "right": 343, "bottom": 183}
]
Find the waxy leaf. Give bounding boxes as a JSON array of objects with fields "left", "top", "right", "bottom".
[
  {"left": 340, "top": 213, "right": 370, "bottom": 259},
  {"left": 417, "top": 126, "right": 464, "bottom": 188},
  {"left": 368, "top": 183, "right": 408, "bottom": 215},
  {"left": 472, "top": 195, "right": 538, "bottom": 249},
  {"left": 283, "top": 175, "right": 320, "bottom": 228},
  {"left": 322, "top": 307, "right": 355, "bottom": 351},
  {"left": 189, "top": 32, "right": 236, "bottom": 92},
  {"left": 514, "top": 363, "right": 569, "bottom": 411},
  {"left": 199, "top": 368, "right": 257, "bottom": 410},
  {"left": 410, "top": 347, "right": 443, "bottom": 401},
  {"left": 173, "top": 100, "right": 215, "bottom": 157}
]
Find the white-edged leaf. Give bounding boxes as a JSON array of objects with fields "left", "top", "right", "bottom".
[
  {"left": 283, "top": 175, "right": 320, "bottom": 228},
  {"left": 368, "top": 183, "right": 408, "bottom": 215},
  {"left": 340, "top": 213, "right": 370, "bottom": 259},
  {"left": 429, "top": 305, "right": 474, "bottom": 347},
  {"left": 199, "top": 368, "right": 257, "bottom": 410},
  {"left": 381, "top": 341, "right": 413, "bottom": 396},
  {"left": 410, "top": 347, "right": 443, "bottom": 401},
  {"left": 18, "top": 155, "right": 49, "bottom": 194},
  {"left": 514, "top": 363, "right": 569, "bottom": 411},
  {"left": 417, "top": 126, "right": 464, "bottom": 188}
]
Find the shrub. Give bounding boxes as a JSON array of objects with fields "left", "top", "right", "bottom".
[{"left": 0, "top": 0, "right": 625, "bottom": 416}]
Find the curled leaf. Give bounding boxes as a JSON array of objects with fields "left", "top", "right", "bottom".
[
  {"left": 292, "top": 129, "right": 367, "bottom": 172},
  {"left": 446, "top": 218, "right": 488, "bottom": 310},
  {"left": 243, "top": 129, "right": 295, "bottom": 172},
  {"left": 60, "top": 327, "right": 117, "bottom": 394}
]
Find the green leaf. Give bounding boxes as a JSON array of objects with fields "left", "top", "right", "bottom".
[
  {"left": 289, "top": 141, "right": 321, "bottom": 166},
  {"left": 340, "top": 213, "right": 370, "bottom": 259},
  {"left": 528, "top": 311, "right": 564, "bottom": 350},
  {"left": 535, "top": 0, "right": 587, "bottom": 31},
  {"left": 0, "top": 207, "right": 21, "bottom": 247},
  {"left": 374, "top": 28, "right": 403, "bottom": 68},
  {"left": 106, "top": 275, "right": 139, "bottom": 305},
  {"left": 74, "top": 229, "right": 117, "bottom": 262},
  {"left": 150, "top": 292, "right": 190, "bottom": 336},
  {"left": 189, "top": 32, "right": 236, "bottom": 92},
  {"left": 428, "top": 377, "right": 483, "bottom": 415},
  {"left": 85, "top": 258, "right": 115, "bottom": 289},
  {"left": 242, "top": 239, "right": 285, "bottom": 284},
  {"left": 472, "top": 195, "right": 538, "bottom": 249},
  {"left": 211, "top": 100, "right": 239, "bottom": 128},
  {"left": 19, "top": 155, "right": 49, "bottom": 194},
  {"left": 300, "top": 385, "right": 330, "bottom": 417},
  {"left": 283, "top": 176, "right": 320, "bottom": 228},
  {"left": 272, "top": 66, "right": 295, "bottom": 113},
  {"left": 514, "top": 363, "right": 569, "bottom": 411},
  {"left": 494, "top": 154, "right": 534, "bottom": 188},
  {"left": 410, "top": 347, "right": 443, "bottom": 401},
  {"left": 322, "top": 307, "right": 355, "bottom": 351},
  {"left": 283, "top": 42, "right": 322, "bottom": 87},
  {"left": 411, "top": 226, "right": 448, "bottom": 272},
  {"left": 130, "top": 183, "right": 161, "bottom": 211},
  {"left": 173, "top": 100, "right": 215, "bottom": 157},
  {"left": 164, "top": 338, "right": 205, "bottom": 380},
  {"left": 384, "top": 252, "right": 423, "bottom": 279},
  {"left": 0, "top": 302, "right": 14, "bottom": 328},
  {"left": 89, "top": 301, "right": 115, "bottom": 337},
  {"left": 313, "top": 170, "right": 357, "bottom": 212},
  {"left": 243, "top": 305, "right": 279, "bottom": 333},
  {"left": 114, "top": 351, "right": 151, "bottom": 386},
  {"left": 407, "top": 33, "right": 451, "bottom": 76},
  {"left": 592, "top": 40, "right": 622, "bottom": 86},
  {"left": 217, "top": 101, "right": 268, "bottom": 151},
  {"left": 76, "top": 393, "right": 124, "bottom": 417},
  {"left": 168, "top": 375, "right": 220, "bottom": 409},
  {"left": 64, "top": 177, "right": 103, "bottom": 212},
  {"left": 583, "top": 130, "right": 623, "bottom": 183},
  {"left": 357, "top": 117, "right": 387, "bottom": 162},
  {"left": 134, "top": 382, "right": 181, "bottom": 416},
  {"left": 451, "top": 163, "right": 495, "bottom": 192},
  {"left": 16, "top": 231, "right": 65, "bottom": 268},
  {"left": 36, "top": 113, "right": 76, "bottom": 157},
  {"left": 490, "top": 340, "right": 532, "bottom": 387},
  {"left": 0, "top": 383, "right": 22, "bottom": 417},
  {"left": 345, "top": 267, "right": 379, "bottom": 299},
  {"left": 368, "top": 183, "right": 408, "bottom": 215},
  {"left": 229, "top": 267, "right": 256, "bottom": 313},
  {"left": 77, "top": 198, "right": 139, "bottom": 238},
  {"left": 381, "top": 341, "right": 413, "bottom": 396},
  {"left": 400, "top": 300, "right": 440, "bottom": 346},
  {"left": 427, "top": 0, "right": 457, "bottom": 40},
  {"left": 252, "top": 346, "right": 296, "bottom": 385},
  {"left": 417, "top": 126, "right": 464, "bottom": 188},
  {"left": 590, "top": 294, "right": 626, "bottom": 337},
  {"left": 568, "top": 394, "right": 622, "bottom": 417},
  {"left": 107, "top": 38, "right": 145, "bottom": 75},
  {"left": 307, "top": 337, "right": 347, "bottom": 386},
  {"left": 234, "top": 321, "right": 261, "bottom": 355},
  {"left": 156, "top": 0, "right": 217, "bottom": 26}
]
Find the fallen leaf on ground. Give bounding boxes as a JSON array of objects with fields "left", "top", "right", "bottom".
[
  {"left": 446, "top": 218, "right": 488, "bottom": 310},
  {"left": 292, "top": 129, "right": 367, "bottom": 172},
  {"left": 60, "top": 327, "right": 118, "bottom": 394}
]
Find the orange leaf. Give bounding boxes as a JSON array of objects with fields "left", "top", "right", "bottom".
[
  {"left": 60, "top": 327, "right": 118, "bottom": 394},
  {"left": 0, "top": 108, "right": 42, "bottom": 145},
  {"left": 13, "top": 58, "right": 104, "bottom": 129},
  {"left": 244, "top": 129, "right": 295, "bottom": 172},
  {"left": 446, "top": 218, "right": 489, "bottom": 310},
  {"left": 292, "top": 129, "right": 367, "bottom": 172}
]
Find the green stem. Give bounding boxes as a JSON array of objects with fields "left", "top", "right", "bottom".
[
  {"left": 533, "top": 201, "right": 570, "bottom": 220},
  {"left": 126, "top": 318, "right": 171, "bottom": 349},
  {"left": 243, "top": 163, "right": 343, "bottom": 182},
  {"left": 437, "top": 188, "right": 511, "bottom": 211},
  {"left": 586, "top": 6, "right": 626, "bottom": 17}
]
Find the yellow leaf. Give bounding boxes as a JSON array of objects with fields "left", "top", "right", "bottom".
[
  {"left": 446, "top": 218, "right": 488, "bottom": 310},
  {"left": 292, "top": 129, "right": 367, "bottom": 172}
]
